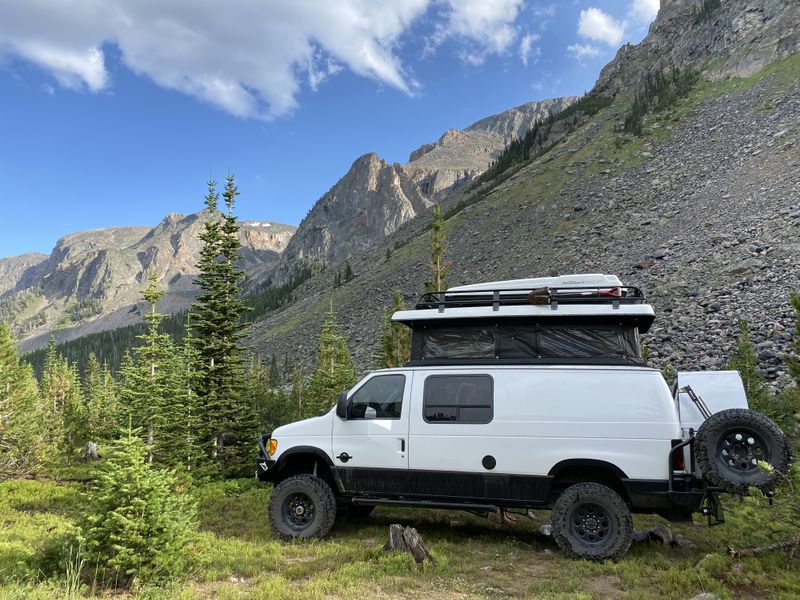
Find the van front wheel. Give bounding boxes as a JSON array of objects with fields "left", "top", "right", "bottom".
[
  {"left": 269, "top": 474, "right": 337, "bottom": 540},
  {"left": 551, "top": 483, "right": 633, "bottom": 561}
]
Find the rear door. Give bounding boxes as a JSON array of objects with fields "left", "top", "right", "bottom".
[{"left": 331, "top": 372, "right": 410, "bottom": 495}]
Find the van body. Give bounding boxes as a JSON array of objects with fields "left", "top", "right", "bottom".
[{"left": 258, "top": 274, "right": 789, "bottom": 560}]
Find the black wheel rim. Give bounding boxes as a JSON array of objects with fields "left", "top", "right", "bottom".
[
  {"left": 282, "top": 492, "right": 316, "bottom": 531},
  {"left": 717, "top": 429, "right": 770, "bottom": 473},
  {"left": 568, "top": 502, "right": 613, "bottom": 547}
]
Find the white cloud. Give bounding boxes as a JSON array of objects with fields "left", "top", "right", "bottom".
[
  {"left": 0, "top": 0, "right": 432, "bottom": 120},
  {"left": 532, "top": 4, "right": 556, "bottom": 19},
  {"left": 567, "top": 43, "right": 601, "bottom": 60},
  {"left": 434, "top": 0, "right": 524, "bottom": 65},
  {"left": 518, "top": 33, "right": 541, "bottom": 66},
  {"left": 577, "top": 7, "right": 625, "bottom": 47},
  {"left": 629, "top": 0, "right": 660, "bottom": 25}
]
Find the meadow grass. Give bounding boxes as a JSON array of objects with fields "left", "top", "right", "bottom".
[{"left": 2, "top": 474, "right": 799, "bottom": 599}]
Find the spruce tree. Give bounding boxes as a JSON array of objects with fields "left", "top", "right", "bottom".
[
  {"left": 269, "top": 353, "right": 281, "bottom": 388},
  {"left": 81, "top": 353, "right": 120, "bottom": 444},
  {"left": 0, "top": 322, "right": 46, "bottom": 475},
  {"left": 39, "top": 337, "right": 85, "bottom": 455},
  {"left": 725, "top": 320, "right": 769, "bottom": 411},
  {"left": 376, "top": 291, "right": 411, "bottom": 368},
  {"left": 118, "top": 273, "right": 195, "bottom": 470},
  {"left": 80, "top": 427, "right": 196, "bottom": 586},
  {"left": 425, "top": 204, "right": 450, "bottom": 292},
  {"left": 304, "top": 309, "right": 357, "bottom": 418},
  {"left": 191, "top": 176, "right": 254, "bottom": 475},
  {"left": 784, "top": 292, "right": 800, "bottom": 386}
]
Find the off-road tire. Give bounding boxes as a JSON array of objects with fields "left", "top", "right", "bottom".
[
  {"left": 696, "top": 408, "right": 791, "bottom": 493},
  {"left": 269, "top": 474, "right": 337, "bottom": 540},
  {"left": 551, "top": 483, "right": 633, "bottom": 561}
]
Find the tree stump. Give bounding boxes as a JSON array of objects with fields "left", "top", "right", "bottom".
[
  {"left": 81, "top": 441, "right": 100, "bottom": 461},
  {"left": 385, "top": 524, "right": 436, "bottom": 565}
]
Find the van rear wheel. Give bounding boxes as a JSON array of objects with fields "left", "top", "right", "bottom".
[
  {"left": 551, "top": 483, "right": 633, "bottom": 561},
  {"left": 269, "top": 474, "right": 337, "bottom": 540}
]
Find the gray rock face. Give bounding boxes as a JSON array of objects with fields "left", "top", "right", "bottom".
[
  {"left": 597, "top": 0, "right": 800, "bottom": 94},
  {"left": 0, "top": 253, "right": 47, "bottom": 295},
  {"left": 275, "top": 97, "right": 577, "bottom": 282},
  {"left": 1, "top": 212, "right": 295, "bottom": 346},
  {"left": 402, "top": 97, "right": 578, "bottom": 199},
  {"left": 273, "top": 153, "right": 431, "bottom": 282}
]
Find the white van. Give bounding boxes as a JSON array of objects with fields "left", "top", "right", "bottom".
[{"left": 257, "top": 274, "right": 791, "bottom": 560}]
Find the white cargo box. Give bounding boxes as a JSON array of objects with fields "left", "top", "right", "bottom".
[{"left": 676, "top": 371, "right": 749, "bottom": 431}]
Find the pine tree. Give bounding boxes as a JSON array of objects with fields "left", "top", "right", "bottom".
[
  {"left": 784, "top": 293, "right": 800, "bottom": 386},
  {"left": 269, "top": 353, "right": 281, "bottom": 388},
  {"left": 118, "top": 273, "right": 195, "bottom": 470},
  {"left": 425, "top": 204, "right": 450, "bottom": 292},
  {"left": 376, "top": 291, "right": 411, "bottom": 368},
  {"left": 304, "top": 309, "right": 357, "bottom": 418},
  {"left": 80, "top": 426, "right": 196, "bottom": 586},
  {"left": 81, "top": 353, "right": 120, "bottom": 444},
  {"left": 191, "top": 176, "right": 254, "bottom": 475},
  {"left": 0, "top": 322, "right": 46, "bottom": 475},
  {"left": 725, "top": 321, "right": 769, "bottom": 412},
  {"left": 289, "top": 363, "right": 305, "bottom": 419},
  {"left": 39, "top": 337, "right": 85, "bottom": 455}
]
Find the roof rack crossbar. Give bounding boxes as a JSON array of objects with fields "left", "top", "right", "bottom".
[{"left": 415, "top": 285, "right": 646, "bottom": 311}]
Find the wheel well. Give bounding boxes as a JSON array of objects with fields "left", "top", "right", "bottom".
[
  {"left": 549, "top": 460, "right": 629, "bottom": 503},
  {"left": 276, "top": 453, "right": 339, "bottom": 494}
]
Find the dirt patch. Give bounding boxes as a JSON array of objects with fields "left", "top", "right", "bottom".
[{"left": 586, "top": 574, "right": 624, "bottom": 598}]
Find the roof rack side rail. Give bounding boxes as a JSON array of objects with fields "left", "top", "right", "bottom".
[{"left": 414, "top": 285, "right": 646, "bottom": 311}]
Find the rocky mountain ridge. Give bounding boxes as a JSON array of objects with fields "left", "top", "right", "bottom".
[
  {"left": 0, "top": 212, "right": 295, "bottom": 348},
  {"left": 247, "top": 0, "right": 800, "bottom": 390},
  {"left": 273, "top": 96, "right": 576, "bottom": 283}
]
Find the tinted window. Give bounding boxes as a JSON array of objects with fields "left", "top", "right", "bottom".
[
  {"left": 349, "top": 374, "right": 405, "bottom": 420},
  {"left": 423, "top": 328, "right": 495, "bottom": 359},
  {"left": 423, "top": 375, "right": 493, "bottom": 423},
  {"left": 539, "top": 328, "right": 622, "bottom": 358}
]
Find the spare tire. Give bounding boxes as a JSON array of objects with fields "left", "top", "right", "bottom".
[{"left": 696, "top": 408, "right": 791, "bottom": 493}]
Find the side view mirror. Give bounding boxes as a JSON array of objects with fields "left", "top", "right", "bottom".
[{"left": 336, "top": 391, "right": 349, "bottom": 420}]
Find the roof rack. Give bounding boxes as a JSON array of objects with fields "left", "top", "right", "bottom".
[{"left": 415, "top": 285, "right": 646, "bottom": 313}]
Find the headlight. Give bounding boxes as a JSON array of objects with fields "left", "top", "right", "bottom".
[{"left": 267, "top": 438, "right": 278, "bottom": 456}]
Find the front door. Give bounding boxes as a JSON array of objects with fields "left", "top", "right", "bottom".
[{"left": 332, "top": 372, "right": 411, "bottom": 495}]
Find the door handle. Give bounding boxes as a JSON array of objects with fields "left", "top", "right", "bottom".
[{"left": 399, "top": 438, "right": 405, "bottom": 452}]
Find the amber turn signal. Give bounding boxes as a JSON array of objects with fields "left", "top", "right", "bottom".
[{"left": 267, "top": 438, "right": 278, "bottom": 456}]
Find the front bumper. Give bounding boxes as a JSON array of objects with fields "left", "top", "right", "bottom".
[{"left": 256, "top": 434, "right": 277, "bottom": 481}]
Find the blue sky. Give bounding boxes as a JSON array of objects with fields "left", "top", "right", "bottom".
[{"left": 0, "top": 0, "right": 658, "bottom": 259}]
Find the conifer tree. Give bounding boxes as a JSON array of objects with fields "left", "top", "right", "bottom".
[
  {"left": 304, "top": 309, "right": 357, "bottom": 418},
  {"left": 118, "top": 273, "right": 195, "bottom": 470},
  {"left": 725, "top": 320, "right": 769, "bottom": 411},
  {"left": 269, "top": 353, "right": 281, "bottom": 388},
  {"left": 784, "top": 293, "right": 800, "bottom": 386},
  {"left": 289, "top": 364, "right": 305, "bottom": 420},
  {"left": 0, "top": 322, "right": 46, "bottom": 475},
  {"left": 80, "top": 426, "right": 196, "bottom": 586},
  {"left": 191, "top": 176, "right": 254, "bottom": 475},
  {"left": 39, "top": 337, "right": 85, "bottom": 454},
  {"left": 81, "top": 353, "right": 120, "bottom": 444},
  {"left": 376, "top": 291, "right": 411, "bottom": 368},
  {"left": 425, "top": 204, "right": 450, "bottom": 292}
]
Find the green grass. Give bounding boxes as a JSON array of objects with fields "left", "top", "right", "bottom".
[{"left": 2, "top": 475, "right": 799, "bottom": 599}]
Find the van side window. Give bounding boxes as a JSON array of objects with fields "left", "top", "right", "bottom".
[
  {"left": 423, "top": 328, "right": 495, "bottom": 359},
  {"left": 539, "top": 328, "right": 622, "bottom": 358},
  {"left": 423, "top": 375, "right": 493, "bottom": 423},
  {"left": 349, "top": 374, "right": 405, "bottom": 420}
]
